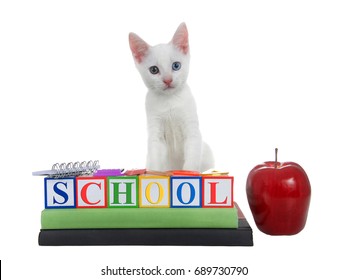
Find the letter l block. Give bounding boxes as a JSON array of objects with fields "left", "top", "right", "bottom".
[{"left": 202, "top": 176, "right": 234, "bottom": 208}]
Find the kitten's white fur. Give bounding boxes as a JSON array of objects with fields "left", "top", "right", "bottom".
[{"left": 129, "top": 23, "right": 214, "bottom": 172}]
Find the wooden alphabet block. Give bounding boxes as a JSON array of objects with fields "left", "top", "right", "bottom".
[
  {"left": 44, "top": 177, "right": 76, "bottom": 209},
  {"left": 107, "top": 176, "right": 139, "bottom": 208},
  {"left": 170, "top": 176, "right": 202, "bottom": 208},
  {"left": 75, "top": 177, "right": 107, "bottom": 208},
  {"left": 139, "top": 176, "right": 170, "bottom": 207},
  {"left": 202, "top": 176, "right": 234, "bottom": 208}
]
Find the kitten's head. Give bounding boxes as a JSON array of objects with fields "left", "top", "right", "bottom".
[{"left": 129, "top": 23, "right": 190, "bottom": 94}]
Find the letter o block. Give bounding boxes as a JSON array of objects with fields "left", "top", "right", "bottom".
[
  {"left": 170, "top": 177, "right": 202, "bottom": 208},
  {"left": 139, "top": 176, "right": 170, "bottom": 207}
]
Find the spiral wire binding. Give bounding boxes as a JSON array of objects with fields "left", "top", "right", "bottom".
[{"left": 51, "top": 160, "right": 99, "bottom": 178}]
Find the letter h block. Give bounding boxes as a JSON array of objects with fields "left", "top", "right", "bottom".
[
  {"left": 202, "top": 176, "right": 234, "bottom": 208},
  {"left": 107, "top": 176, "right": 139, "bottom": 208}
]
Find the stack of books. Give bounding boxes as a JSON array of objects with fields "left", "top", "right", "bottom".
[{"left": 34, "top": 162, "right": 253, "bottom": 246}]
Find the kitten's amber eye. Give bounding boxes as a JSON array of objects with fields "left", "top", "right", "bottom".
[
  {"left": 149, "top": 66, "right": 159, "bottom": 74},
  {"left": 172, "top": 61, "right": 181, "bottom": 71}
]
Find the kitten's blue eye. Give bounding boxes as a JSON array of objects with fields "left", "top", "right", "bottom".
[
  {"left": 149, "top": 66, "right": 159, "bottom": 74},
  {"left": 172, "top": 61, "right": 181, "bottom": 71}
]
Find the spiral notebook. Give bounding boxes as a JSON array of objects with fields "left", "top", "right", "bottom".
[{"left": 32, "top": 160, "right": 100, "bottom": 178}]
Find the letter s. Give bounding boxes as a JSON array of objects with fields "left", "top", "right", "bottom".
[{"left": 53, "top": 181, "right": 69, "bottom": 204}]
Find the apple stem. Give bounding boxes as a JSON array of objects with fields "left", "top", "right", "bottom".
[{"left": 275, "top": 148, "right": 278, "bottom": 168}]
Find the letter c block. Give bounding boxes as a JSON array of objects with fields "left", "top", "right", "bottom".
[{"left": 76, "top": 177, "right": 107, "bottom": 208}]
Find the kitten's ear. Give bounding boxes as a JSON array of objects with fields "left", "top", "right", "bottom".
[
  {"left": 171, "top": 22, "right": 189, "bottom": 54},
  {"left": 129, "top": 32, "right": 149, "bottom": 63}
]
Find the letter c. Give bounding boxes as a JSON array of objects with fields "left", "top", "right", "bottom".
[{"left": 81, "top": 182, "right": 102, "bottom": 205}]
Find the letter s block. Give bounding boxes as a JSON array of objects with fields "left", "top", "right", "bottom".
[
  {"left": 44, "top": 177, "right": 76, "bottom": 209},
  {"left": 76, "top": 177, "right": 107, "bottom": 208},
  {"left": 139, "top": 176, "right": 170, "bottom": 208},
  {"left": 202, "top": 176, "right": 234, "bottom": 208}
]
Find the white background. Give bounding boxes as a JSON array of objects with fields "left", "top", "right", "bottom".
[{"left": 1, "top": 0, "right": 346, "bottom": 279}]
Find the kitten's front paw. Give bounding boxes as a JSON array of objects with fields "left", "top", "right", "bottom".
[
  {"left": 183, "top": 161, "right": 200, "bottom": 172},
  {"left": 146, "top": 160, "right": 168, "bottom": 172}
]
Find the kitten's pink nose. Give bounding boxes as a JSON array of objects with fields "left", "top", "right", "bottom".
[{"left": 163, "top": 78, "right": 173, "bottom": 86}]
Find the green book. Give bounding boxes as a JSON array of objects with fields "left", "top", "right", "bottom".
[{"left": 41, "top": 208, "right": 238, "bottom": 229}]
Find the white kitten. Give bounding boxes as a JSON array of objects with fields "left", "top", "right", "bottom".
[{"left": 129, "top": 23, "right": 214, "bottom": 172}]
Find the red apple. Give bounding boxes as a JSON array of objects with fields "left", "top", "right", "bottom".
[{"left": 246, "top": 149, "right": 311, "bottom": 235}]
